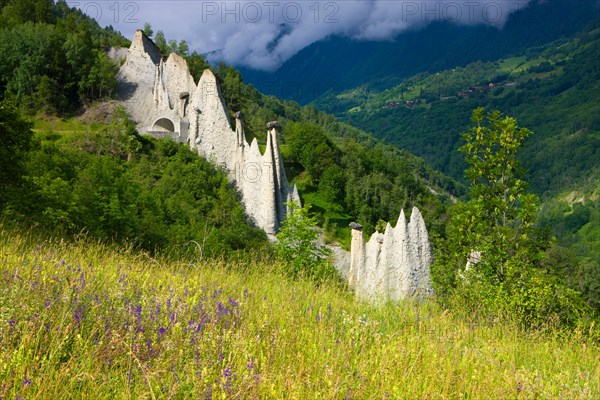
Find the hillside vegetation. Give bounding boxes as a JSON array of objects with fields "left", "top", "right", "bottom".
[
  {"left": 317, "top": 25, "right": 600, "bottom": 196},
  {"left": 201, "top": 60, "right": 464, "bottom": 245},
  {"left": 0, "top": 0, "right": 127, "bottom": 113},
  {"left": 0, "top": 0, "right": 462, "bottom": 249},
  {"left": 1, "top": 104, "right": 268, "bottom": 258},
  {"left": 1, "top": 229, "right": 599, "bottom": 398}
]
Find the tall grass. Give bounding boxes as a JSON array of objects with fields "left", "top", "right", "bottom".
[{"left": 1, "top": 227, "right": 598, "bottom": 399}]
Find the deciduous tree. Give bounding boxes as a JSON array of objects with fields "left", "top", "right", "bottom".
[{"left": 438, "top": 108, "right": 588, "bottom": 326}]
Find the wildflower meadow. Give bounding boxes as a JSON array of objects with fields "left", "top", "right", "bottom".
[{"left": 1, "top": 227, "right": 598, "bottom": 398}]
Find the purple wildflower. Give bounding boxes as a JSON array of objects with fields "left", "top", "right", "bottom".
[
  {"left": 74, "top": 306, "right": 85, "bottom": 324},
  {"left": 205, "top": 384, "right": 213, "bottom": 400},
  {"left": 134, "top": 305, "right": 142, "bottom": 320},
  {"left": 222, "top": 367, "right": 233, "bottom": 394}
]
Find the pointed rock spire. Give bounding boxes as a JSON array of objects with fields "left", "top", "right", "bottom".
[
  {"left": 117, "top": 31, "right": 299, "bottom": 237},
  {"left": 348, "top": 207, "right": 433, "bottom": 302}
]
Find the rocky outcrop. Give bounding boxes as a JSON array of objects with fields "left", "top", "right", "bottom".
[
  {"left": 348, "top": 207, "right": 433, "bottom": 301},
  {"left": 117, "top": 30, "right": 299, "bottom": 236}
]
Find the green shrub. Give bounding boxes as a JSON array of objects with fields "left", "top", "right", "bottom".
[{"left": 276, "top": 202, "right": 336, "bottom": 284}]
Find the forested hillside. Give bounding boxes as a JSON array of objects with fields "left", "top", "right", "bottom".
[
  {"left": 0, "top": 0, "right": 127, "bottom": 113},
  {"left": 211, "top": 61, "right": 462, "bottom": 243},
  {"left": 1, "top": 103, "right": 269, "bottom": 257},
  {"left": 317, "top": 25, "right": 600, "bottom": 196}
]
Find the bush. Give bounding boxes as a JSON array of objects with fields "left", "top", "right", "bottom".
[{"left": 276, "top": 202, "right": 337, "bottom": 284}]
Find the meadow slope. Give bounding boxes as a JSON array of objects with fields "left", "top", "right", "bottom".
[{"left": 1, "top": 227, "right": 598, "bottom": 399}]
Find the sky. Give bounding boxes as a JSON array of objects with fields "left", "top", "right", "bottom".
[{"left": 71, "top": 0, "right": 534, "bottom": 71}]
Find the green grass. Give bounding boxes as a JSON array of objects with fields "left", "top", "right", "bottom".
[
  {"left": 1, "top": 226, "right": 599, "bottom": 398},
  {"left": 32, "top": 115, "right": 94, "bottom": 134},
  {"left": 301, "top": 191, "right": 353, "bottom": 248},
  {"left": 499, "top": 56, "right": 528, "bottom": 72}
]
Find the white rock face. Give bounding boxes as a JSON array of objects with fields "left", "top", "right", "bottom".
[
  {"left": 117, "top": 30, "right": 299, "bottom": 236},
  {"left": 348, "top": 207, "right": 433, "bottom": 302}
]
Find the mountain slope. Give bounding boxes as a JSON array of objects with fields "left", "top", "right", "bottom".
[
  {"left": 316, "top": 24, "right": 600, "bottom": 197},
  {"left": 242, "top": 0, "right": 600, "bottom": 104},
  {"left": 310, "top": 23, "right": 600, "bottom": 290}
]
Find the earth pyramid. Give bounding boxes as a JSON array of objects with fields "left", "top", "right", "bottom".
[{"left": 117, "top": 30, "right": 300, "bottom": 237}]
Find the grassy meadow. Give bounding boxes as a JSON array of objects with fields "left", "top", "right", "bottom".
[{"left": 1, "top": 227, "right": 598, "bottom": 399}]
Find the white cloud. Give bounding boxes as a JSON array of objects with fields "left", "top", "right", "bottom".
[{"left": 71, "top": 0, "right": 533, "bottom": 70}]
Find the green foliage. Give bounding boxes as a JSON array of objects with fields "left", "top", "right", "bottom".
[
  {"left": 284, "top": 122, "right": 338, "bottom": 184},
  {"left": 2, "top": 109, "right": 267, "bottom": 258},
  {"left": 536, "top": 189, "right": 600, "bottom": 311},
  {"left": 0, "top": 100, "right": 33, "bottom": 204},
  {"left": 312, "top": 27, "right": 599, "bottom": 314},
  {"left": 142, "top": 22, "right": 153, "bottom": 38},
  {"left": 154, "top": 30, "right": 167, "bottom": 54},
  {"left": 152, "top": 30, "right": 190, "bottom": 58},
  {"left": 215, "top": 63, "right": 252, "bottom": 117},
  {"left": 276, "top": 202, "right": 335, "bottom": 283},
  {"left": 79, "top": 50, "right": 118, "bottom": 101},
  {"left": 577, "top": 258, "right": 600, "bottom": 311},
  {"left": 328, "top": 28, "right": 600, "bottom": 197},
  {"left": 210, "top": 64, "right": 459, "bottom": 246},
  {"left": 0, "top": 0, "right": 54, "bottom": 26},
  {"left": 0, "top": 0, "right": 459, "bottom": 260},
  {"left": 437, "top": 109, "right": 590, "bottom": 326},
  {"left": 0, "top": 1, "right": 125, "bottom": 112},
  {"left": 186, "top": 51, "right": 210, "bottom": 82},
  {"left": 457, "top": 108, "right": 542, "bottom": 279}
]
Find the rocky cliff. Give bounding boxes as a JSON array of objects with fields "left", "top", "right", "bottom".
[{"left": 117, "top": 30, "right": 299, "bottom": 236}]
